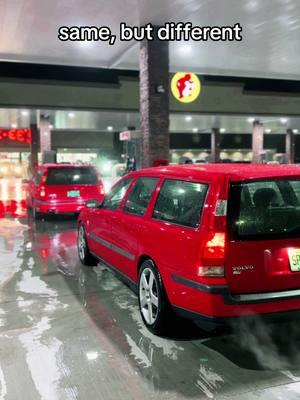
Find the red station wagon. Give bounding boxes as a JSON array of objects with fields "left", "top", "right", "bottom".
[
  {"left": 78, "top": 164, "right": 300, "bottom": 335},
  {"left": 27, "top": 164, "right": 105, "bottom": 218}
]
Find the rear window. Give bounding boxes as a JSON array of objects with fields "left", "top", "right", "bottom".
[
  {"left": 229, "top": 179, "right": 300, "bottom": 240},
  {"left": 34, "top": 169, "right": 43, "bottom": 184},
  {"left": 46, "top": 167, "right": 98, "bottom": 185}
]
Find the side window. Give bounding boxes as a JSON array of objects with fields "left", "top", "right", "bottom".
[
  {"left": 153, "top": 179, "right": 208, "bottom": 228},
  {"left": 123, "top": 177, "right": 158, "bottom": 216},
  {"left": 245, "top": 181, "right": 284, "bottom": 206},
  {"left": 287, "top": 181, "right": 300, "bottom": 204},
  {"left": 33, "top": 170, "right": 43, "bottom": 184},
  {"left": 102, "top": 178, "right": 132, "bottom": 211}
]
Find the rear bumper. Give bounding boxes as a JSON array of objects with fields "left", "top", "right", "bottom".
[
  {"left": 172, "top": 274, "right": 300, "bottom": 305},
  {"left": 173, "top": 305, "right": 300, "bottom": 329},
  {"left": 170, "top": 273, "right": 300, "bottom": 319},
  {"left": 35, "top": 200, "right": 86, "bottom": 214}
]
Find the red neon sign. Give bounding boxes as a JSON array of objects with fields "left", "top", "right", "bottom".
[{"left": 0, "top": 129, "right": 31, "bottom": 144}]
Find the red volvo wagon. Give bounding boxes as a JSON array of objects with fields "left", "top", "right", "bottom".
[
  {"left": 27, "top": 164, "right": 105, "bottom": 218},
  {"left": 78, "top": 164, "right": 300, "bottom": 334}
]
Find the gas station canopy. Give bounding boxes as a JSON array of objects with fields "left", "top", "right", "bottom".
[{"left": 1, "top": 0, "right": 300, "bottom": 80}]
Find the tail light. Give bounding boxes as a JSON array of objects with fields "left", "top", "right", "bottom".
[
  {"left": 198, "top": 199, "right": 227, "bottom": 278},
  {"left": 39, "top": 185, "right": 46, "bottom": 198},
  {"left": 39, "top": 172, "right": 48, "bottom": 198},
  {"left": 99, "top": 182, "right": 105, "bottom": 195},
  {"left": 41, "top": 248, "right": 49, "bottom": 260}
]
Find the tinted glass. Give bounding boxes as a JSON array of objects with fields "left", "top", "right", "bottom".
[
  {"left": 123, "top": 178, "right": 158, "bottom": 216},
  {"left": 46, "top": 167, "right": 98, "bottom": 185},
  {"left": 102, "top": 178, "right": 132, "bottom": 211},
  {"left": 230, "top": 179, "right": 300, "bottom": 239},
  {"left": 34, "top": 169, "right": 43, "bottom": 184},
  {"left": 153, "top": 179, "right": 208, "bottom": 228}
]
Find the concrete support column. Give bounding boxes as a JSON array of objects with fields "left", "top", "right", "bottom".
[
  {"left": 39, "top": 115, "right": 52, "bottom": 153},
  {"left": 211, "top": 128, "right": 221, "bottom": 163},
  {"left": 140, "top": 31, "right": 169, "bottom": 168},
  {"left": 39, "top": 114, "right": 56, "bottom": 163},
  {"left": 30, "top": 123, "right": 39, "bottom": 174},
  {"left": 286, "top": 129, "right": 295, "bottom": 164},
  {"left": 252, "top": 120, "right": 264, "bottom": 164}
]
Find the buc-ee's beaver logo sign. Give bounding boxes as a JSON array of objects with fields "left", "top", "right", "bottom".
[{"left": 171, "top": 72, "right": 201, "bottom": 103}]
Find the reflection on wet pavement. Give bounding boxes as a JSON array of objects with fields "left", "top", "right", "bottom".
[
  {"left": 0, "top": 178, "right": 27, "bottom": 219},
  {"left": 1, "top": 211, "right": 300, "bottom": 399}
]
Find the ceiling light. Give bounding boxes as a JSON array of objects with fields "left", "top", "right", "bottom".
[
  {"left": 220, "top": 128, "right": 226, "bottom": 133},
  {"left": 178, "top": 44, "right": 192, "bottom": 54},
  {"left": 21, "top": 110, "right": 29, "bottom": 117},
  {"left": 49, "top": 124, "right": 54, "bottom": 129},
  {"left": 185, "top": 116, "right": 192, "bottom": 122},
  {"left": 265, "top": 128, "right": 272, "bottom": 133},
  {"left": 68, "top": 112, "right": 75, "bottom": 118},
  {"left": 11, "top": 123, "right": 17, "bottom": 128},
  {"left": 107, "top": 126, "right": 113, "bottom": 131},
  {"left": 247, "top": 117, "right": 255, "bottom": 123},
  {"left": 293, "top": 129, "right": 299, "bottom": 134},
  {"left": 192, "top": 128, "right": 198, "bottom": 133},
  {"left": 280, "top": 118, "right": 288, "bottom": 124},
  {"left": 86, "top": 352, "right": 98, "bottom": 361}
]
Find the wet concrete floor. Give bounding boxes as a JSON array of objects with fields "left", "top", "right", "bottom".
[{"left": 1, "top": 208, "right": 300, "bottom": 399}]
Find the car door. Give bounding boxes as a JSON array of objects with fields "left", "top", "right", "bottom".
[
  {"left": 140, "top": 178, "right": 210, "bottom": 286},
  {"left": 110, "top": 177, "right": 159, "bottom": 281},
  {"left": 87, "top": 177, "right": 133, "bottom": 266}
]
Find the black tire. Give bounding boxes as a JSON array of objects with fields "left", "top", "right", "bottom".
[
  {"left": 138, "top": 259, "right": 172, "bottom": 336},
  {"left": 77, "top": 224, "right": 98, "bottom": 267}
]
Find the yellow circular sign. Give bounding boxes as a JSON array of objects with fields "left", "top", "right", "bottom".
[{"left": 171, "top": 72, "right": 201, "bottom": 103}]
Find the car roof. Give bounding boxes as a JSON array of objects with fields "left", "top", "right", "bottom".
[
  {"left": 41, "top": 163, "right": 94, "bottom": 169},
  {"left": 128, "top": 164, "right": 300, "bottom": 182}
]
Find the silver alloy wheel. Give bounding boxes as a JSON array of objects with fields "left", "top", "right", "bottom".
[
  {"left": 139, "top": 267, "right": 159, "bottom": 325},
  {"left": 78, "top": 226, "right": 86, "bottom": 260}
]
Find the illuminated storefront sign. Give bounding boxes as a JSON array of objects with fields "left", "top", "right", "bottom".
[
  {"left": 0, "top": 129, "right": 31, "bottom": 144},
  {"left": 171, "top": 72, "right": 201, "bottom": 103},
  {"left": 119, "top": 130, "right": 141, "bottom": 141}
]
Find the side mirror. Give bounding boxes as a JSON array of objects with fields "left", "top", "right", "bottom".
[{"left": 86, "top": 199, "right": 100, "bottom": 209}]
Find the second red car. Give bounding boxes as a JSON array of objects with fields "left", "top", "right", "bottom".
[{"left": 27, "top": 164, "right": 105, "bottom": 218}]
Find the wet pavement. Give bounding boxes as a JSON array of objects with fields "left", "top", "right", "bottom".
[{"left": 1, "top": 204, "right": 300, "bottom": 398}]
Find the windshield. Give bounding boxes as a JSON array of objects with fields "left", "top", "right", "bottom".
[
  {"left": 229, "top": 179, "right": 300, "bottom": 240},
  {"left": 46, "top": 167, "right": 98, "bottom": 185}
]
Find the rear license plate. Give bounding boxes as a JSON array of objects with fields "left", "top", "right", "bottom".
[
  {"left": 67, "top": 190, "right": 80, "bottom": 198},
  {"left": 288, "top": 249, "right": 300, "bottom": 272}
]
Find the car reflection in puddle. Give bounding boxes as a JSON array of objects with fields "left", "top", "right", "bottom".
[{"left": 0, "top": 178, "right": 27, "bottom": 219}]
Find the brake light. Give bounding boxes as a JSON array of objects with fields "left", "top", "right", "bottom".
[
  {"left": 198, "top": 232, "right": 225, "bottom": 277},
  {"left": 203, "top": 232, "right": 225, "bottom": 259},
  {"left": 198, "top": 201, "right": 227, "bottom": 277},
  {"left": 99, "top": 183, "right": 105, "bottom": 195},
  {"left": 39, "top": 185, "right": 46, "bottom": 198}
]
